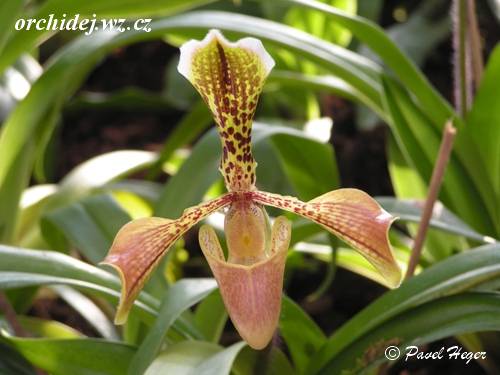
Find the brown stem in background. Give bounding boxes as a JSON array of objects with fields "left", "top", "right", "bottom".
[
  {"left": 0, "top": 291, "right": 27, "bottom": 337},
  {"left": 0, "top": 292, "right": 47, "bottom": 375},
  {"left": 466, "top": 0, "right": 484, "bottom": 89},
  {"left": 405, "top": 122, "right": 457, "bottom": 279}
]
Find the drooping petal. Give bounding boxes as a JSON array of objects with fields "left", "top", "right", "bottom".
[
  {"left": 101, "top": 193, "right": 234, "bottom": 324},
  {"left": 250, "top": 189, "right": 402, "bottom": 287},
  {"left": 199, "top": 216, "right": 291, "bottom": 349},
  {"left": 178, "top": 30, "right": 275, "bottom": 192}
]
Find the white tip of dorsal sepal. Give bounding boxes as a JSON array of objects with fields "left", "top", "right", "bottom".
[
  {"left": 178, "top": 30, "right": 221, "bottom": 80},
  {"left": 237, "top": 37, "right": 275, "bottom": 76},
  {"left": 177, "top": 29, "right": 275, "bottom": 81}
]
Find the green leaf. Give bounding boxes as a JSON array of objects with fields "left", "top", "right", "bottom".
[
  {"left": 465, "top": 45, "right": 500, "bottom": 218},
  {"left": 275, "top": 0, "right": 454, "bottom": 127},
  {"left": 169, "top": 10, "right": 382, "bottom": 97},
  {"left": 307, "top": 243, "right": 500, "bottom": 373},
  {"left": 376, "top": 197, "right": 497, "bottom": 244},
  {"left": 285, "top": 0, "right": 356, "bottom": 47},
  {"left": 0, "top": 9, "right": 382, "bottom": 191},
  {"left": 293, "top": 243, "right": 407, "bottom": 288},
  {"left": 194, "top": 341, "right": 247, "bottom": 375},
  {"left": 16, "top": 151, "right": 155, "bottom": 247},
  {"left": 42, "top": 0, "right": 216, "bottom": 18},
  {"left": 0, "top": 10, "right": 383, "bottom": 243},
  {"left": 32, "top": 98, "right": 63, "bottom": 183},
  {"left": 318, "top": 293, "right": 500, "bottom": 374},
  {"left": 66, "top": 87, "right": 173, "bottom": 113},
  {"left": 0, "top": 245, "right": 159, "bottom": 321},
  {"left": 382, "top": 77, "right": 496, "bottom": 235},
  {"left": 268, "top": 70, "right": 388, "bottom": 122},
  {"left": 12, "top": 150, "right": 155, "bottom": 245},
  {"left": 289, "top": 195, "right": 495, "bottom": 251},
  {"left": 0, "top": 271, "right": 157, "bottom": 323},
  {"left": 163, "top": 56, "right": 200, "bottom": 110},
  {"left": 270, "top": 0, "right": 498, "bottom": 236},
  {"left": 282, "top": 0, "right": 356, "bottom": 80},
  {"left": 155, "top": 128, "right": 221, "bottom": 217},
  {"left": 0, "top": 342, "right": 36, "bottom": 375},
  {"left": 0, "top": 246, "right": 119, "bottom": 290},
  {"left": 1, "top": 335, "right": 136, "bottom": 375},
  {"left": 16, "top": 316, "right": 81, "bottom": 339},
  {"left": 0, "top": 0, "right": 23, "bottom": 54},
  {"left": 270, "top": 132, "right": 339, "bottom": 200},
  {"left": 279, "top": 297, "right": 326, "bottom": 374},
  {"left": 194, "top": 289, "right": 227, "bottom": 343},
  {"left": 148, "top": 100, "right": 212, "bottom": 179},
  {"left": 387, "top": 135, "right": 427, "bottom": 200},
  {"left": 0, "top": 0, "right": 215, "bottom": 75},
  {"left": 0, "top": 246, "right": 203, "bottom": 340},
  {"left": 16, "top": 152, "right": 156, "bottom": 247},
  {"left": 111, "top": 180, "right": 162, "bottom": 205},
  {"left": 145, "top": 341, "right": 220, "bottom": 375},
  {"left": 50, "top": 286, "right": 118, "bottom": 340},
  {"left": 144, "top": 340, "right": 247, "bottom": 375},
  {"left": 129, "top": 279, "right": 217, "bottom": 375},
  {"left": 387, "top": 136, "right": 460, "bottom": 262},
  {"left": 57, "top": 151, "right": 157, "bottom": 203},
  {"left": 41, "top": 193, "right": 131, "bottom": 263},
  {"left": 360, "top": 0, "right": 449, "bottom": 68},
  {"left": 253, "top": 137, "right": 295, "bottom": 198},
  {"left": 0, "top": 148, "right": 33, "bottom": 243}
]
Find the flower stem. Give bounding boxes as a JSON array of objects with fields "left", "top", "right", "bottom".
[
  {"left": 405, "top": 121, "right": 457, "bottom": 279},
  {"left": 466, "top": 0, "right": 484, "bottom": 89}
]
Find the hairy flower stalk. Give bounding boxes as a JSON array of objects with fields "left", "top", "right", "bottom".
[{"left": 102, "top": 30, "right": 402, "bottom": 349}]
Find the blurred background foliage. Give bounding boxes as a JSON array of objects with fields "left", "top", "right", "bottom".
[{"left": 0, "top": 0, "right": 499, "bottom": 374}]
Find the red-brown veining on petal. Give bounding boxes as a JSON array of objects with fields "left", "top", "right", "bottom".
[
  {"left": 101, "top": 193, "right": 236, "bottom": 323},
  {"left": 199, "top": 216, "right": 290, "bottom": 349},
  {"left": 249, "top": 189, "right": 402, "bottom": 287}
]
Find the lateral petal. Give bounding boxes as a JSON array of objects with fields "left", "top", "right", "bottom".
[
  {"left": 199, "top": 216, "right": 291, "bottom": 349},
  {"left": 250, "top": 189, "right": 402, "bottom": 287},
  {"left": 101, "top": 193, "right": 234, "bottom": 324},
  {"left": 178, "top": 30, "right": 275, "bottom": 192}
]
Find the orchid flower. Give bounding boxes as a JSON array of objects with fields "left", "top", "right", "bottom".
[{"left": 102, "top": 30, "right": 402, "bottom": 350}]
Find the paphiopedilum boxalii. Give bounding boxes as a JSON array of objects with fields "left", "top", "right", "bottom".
[{"left": 102, "top": 30, "right": 402, "bottom": 350}]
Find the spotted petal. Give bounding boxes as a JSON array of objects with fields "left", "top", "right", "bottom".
[
  {"left": 178, "top": 30, "right": 275, "bottom": 192},
  {"left": 199, "top": 216, "right": 291, "bottom": 349},
  {"left": 101, "top": 193, "right": 234, "bottom": 323},
  {"left": 250, "top": 189, "right": 402, "bottom": 287}
]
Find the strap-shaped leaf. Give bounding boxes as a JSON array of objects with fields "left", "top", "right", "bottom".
[
  {"left": 178, "top": 29, "right": 275, "bottom": 192},
  {"left": 101, "top": 193, "right": 234, "bottom": 323},
  {"left": 251, "top": 189, "right": 401, "bottom": 287}
]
